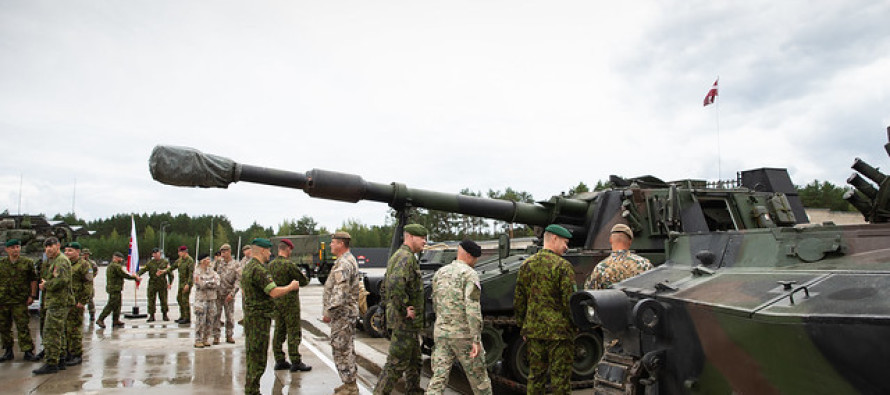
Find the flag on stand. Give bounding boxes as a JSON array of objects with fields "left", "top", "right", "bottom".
[
  {"left": 703, "top": 78, "right": 719, "bottom": 106},
  {"left": 127, "top": 216, "right": 140, "bottom": 281}
]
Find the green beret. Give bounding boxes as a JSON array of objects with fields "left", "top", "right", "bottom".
[
  {"left": 67, "top": 241, "right": 83, "bottom": 250},
  {"left": 403, "top": 223, "right": 428, "bottom": 237},
  {"left": 5, "top": 239, "right": 21, "bottom": 247},
  {"left": 251, "top": 238, "right": 272, "bottom": 248},
  {"left": 545, "top": 224, "right": 572, "bottom": 239},
  {"left": 113, "top": 251, "right": 125, "bottom": 258}
]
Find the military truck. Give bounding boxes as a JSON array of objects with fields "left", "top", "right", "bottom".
[
  {"left": 270, "top": 234, "right": 336, "bottom": 284},
  {"left": 149, "top": 145, "right": 808, "bottom": 390}
]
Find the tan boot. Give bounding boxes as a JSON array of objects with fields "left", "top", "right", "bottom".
[
  {"left": 213, "top": 337, "right": 220, "bottom": 345},
  {"left": 194, "top": 341, "right": 204, "bottom": 348},
  {"left": 333, "top": 381, "right": 359, "bottom": 395}
]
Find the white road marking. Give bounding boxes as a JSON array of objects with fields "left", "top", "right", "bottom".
[{"left": 303, "top": 336, "right": 373, "bottom": 395}]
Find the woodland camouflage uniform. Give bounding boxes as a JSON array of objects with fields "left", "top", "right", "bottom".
[
  {"left": 241, "top": 256, "right": 277, "bottom": 395},
  {"left": 41, "top": 253, "right": 74, "bottom": 366},
  {"left": 268, "top": 255, "right": 309, "bottom": 366},
  {"left": 171, "top": 254, "right": 195, "bottom": 321},
  {"left": 137, "top": 258, "right": 173, "bottom": 316},
  {"left": 66, "top": 256, "right": 93, "bottom": 358},
  {"left": 97, "top": 258, "right": 138, "bottom": 324},
  {"left": 0, "top": 254, "right": 37, "bottom": 354}
]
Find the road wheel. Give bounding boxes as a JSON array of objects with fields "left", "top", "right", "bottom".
[
  {"left": 481, "top": 324, "right": 506, "bottom": 369},
  {"left": 363, "top": 304, "right": 387, "bottom": 338},
  {"left": 505, "top": 336, "right": 529, "bottom": 384},
  {"left": 572, "top": 330, "right": 603, "bottom": 380}
]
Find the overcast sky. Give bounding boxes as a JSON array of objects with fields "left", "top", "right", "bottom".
[{"left": 2, "top": 1, "right": 889, "bottom": 233}]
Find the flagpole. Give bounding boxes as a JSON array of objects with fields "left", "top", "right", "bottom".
[{"left": 716, "top": 91, "right": 721, "bottom": 182}]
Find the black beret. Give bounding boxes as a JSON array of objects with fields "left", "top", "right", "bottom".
[
  {"left": 459, "top": 239, "right": 482, "bottom": 258},
  {"left": 113, "top": 252, "right": 125, "bottom": 258}
]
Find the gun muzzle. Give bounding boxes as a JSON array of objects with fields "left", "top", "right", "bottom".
[
  {"left": 847, "top": 173, "right": 879, "bottom": 200},
  {"left": 843, "top": 190, "right": 873, "bottom": 217},
  {"left": 852, "top": 158, "right": 887, "bottom": 185}
]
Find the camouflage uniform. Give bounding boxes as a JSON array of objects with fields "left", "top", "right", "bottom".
[
  {"left": 0, "top": 255, "right": 37, "bottom": 353},
  {"left": 268, "top": 255, "right": 309, "bottom": 365},
  {"left": 241, "top": 257, "right": 279, "bottom": 395},
  {"left": 171, "top": 255, "right": 195, "bottom": 321},
  {"left": 213, "top": 257, "right": 241, "bottom": 340},
  {"left": 85, "top": 257, "right": 98, "bottom": 319},
  {"left": 42, "top": 253, "right": 74, "bottom": 366},
  {"left": 137, "top": 258, "right": 173, "bottom": 316},
  {"left": 584, "top": 250, "right": 653, "bottom": 289},
  {"left": 322, "top": 250, "right": 360, "bottom": 384},
  {"left": 97, "top": 260, "right": 139, "bottom": 323},
  {"left": 374, "top": 245, "right": 424, "bottom": 395},
  {"left": 427, "top": 259, "right": 492, "bottom": 395},
  {"left": 65, "top": 257, "right": 93, "bottom": 357},
  {"left": 514, "top": 249, "right": 577, "bottom": 395},
  {"left": 194, "top": 265, "right": 220, "bottom": 344}
]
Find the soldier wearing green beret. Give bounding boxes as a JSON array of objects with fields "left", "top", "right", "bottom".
[
  {"left": 374, "top": 223, "right": 428, "bottom": 395},
  {"left": 32, "top": 237, "right": 74, "bottom": 375},
  {"left": 62, "top": 242, "right": 92, "bottom": 366},
  {"left": 240, "top": 238, "right": 301, "bottom": 395},
  {"left": 0, "top": 239, "right": 39, "bottom": 362},
  {"left": 96, "top": 252, "right": 140, "bottom": 329},
  {"left": 514, "top": 224, "right": 577, "bottom": 395}
]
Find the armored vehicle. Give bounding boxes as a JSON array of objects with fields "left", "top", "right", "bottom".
[
  {"left": 149, "top": 145, "right": 809, "bottom": 390},
  {"left": 569, "top": 127, "right": 890, "bottom": 394},
  {"left": 271, "top": 234, "right": 336, "bottom": 284},
  {"left": 0, "top": 214, "right": 86, "bottom": 257}
]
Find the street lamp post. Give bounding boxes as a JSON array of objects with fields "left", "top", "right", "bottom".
[{"left": 159, "top": 221, "right": 170, "bottom": 258}]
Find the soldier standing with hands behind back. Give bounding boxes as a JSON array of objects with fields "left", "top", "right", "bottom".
[
  {"left": 213, "top": 243, "right": 241, "bottom": 344},
  {"left": 137, "top": 247, "right": 173, "bottom": 322},
  {"left": 171, "top": 246, "right": 195, "bottom": 325},
  {"left": 322, "top": 231, "right": 361, "bottom": 395}
]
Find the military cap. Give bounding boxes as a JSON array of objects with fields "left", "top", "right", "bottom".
[
  {"left": 67, "top": 241, "right": 82, "bottom": 250},
  {"left": 459, "top": 239, "right": 482, "bottom": 258},
  {"left": 82, "top": 248, "right": 92, "bottom": 254},
  {"left": 178, "top": 245, "right": 188, "bottom": 251},
  {"left": 151, "top": 247, "right": 161, "bottom": 253},
  {"left": 545, "top": 224, "right": 572, "bottom": 239},
  {"left": 44, "top": 237, "right": 60, "bottom": 246},
  {"left": 5, "top": 239, "right": 21, "bottom": 247},
  {"left": 403, "top": 223, "right": 428, "bottom": 237},
  {"left": 251, "top": 238, "right": 272, "bottom": 248},
  {"left": 279, "top": 239, "right": 294, "bottom": 249},
  {"left": 242, "top": 244, "right": 251, "bottom": 251},
  {"left": 332, "top": 231, "right": 351, "bottom": 240},
  {"left": 219, "top": 243, "right": 232, "bottom": 250},
  {"left": 113, "top": 251, "right": 125, "bottom": 258},
  {"left": 198, "top": 253, "right": 210, "bottom": 262},
  {"left": 611, "top": 223, "right": 634, "bottom": 239}
]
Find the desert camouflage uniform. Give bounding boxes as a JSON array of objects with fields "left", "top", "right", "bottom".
[
  {"left": 374, "top": 245, "right": 424, "bottom": 395},
  {"left": 42, "top": 253, "right": 74, "bottom": 365},
  {"left": 97, "top": 259, "right": 138, "bottom": 323},
  {"left": 514, "top": 249, "right": 577, "bottom": 395},
  {"left": 137, "top": 258, "right": 173, "bottom": 315},
  {"left": 322, "top": 250, "right": 360, "bottom": 384},
  {"left": 427, "top": 259, "right": 492, "bottom": 395},
  {"left": 194, "top": 265, "right": 220, "bottom": 344},
  {"left": 241, "top": 257, "right": 277, "bottom": 395},
  {"left": 171, "top": 255, "right": 195, "bottom": 321},
  {"left": 269, "top": 255, "right": 309, "bottom": 364},
  {"left": 584, "top": 250, "right": 653, "bottom": 289},
  {"left": 0, "top": 255, "right": 37, "bottom": 353},
  {"left": 66, "top": 257, "right": 93, "bottom": 357},
  {"left": 213, "top": 257, "right": 241, "bottom": 340}
]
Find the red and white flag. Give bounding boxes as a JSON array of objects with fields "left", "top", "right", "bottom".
[
  {"left": 127, "top": 216, "right": 140, "bottom": 278},
  {"left": 703, "top": 78, "right": 719, "bottom": 106}
]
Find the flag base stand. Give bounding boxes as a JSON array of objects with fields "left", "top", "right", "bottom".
[{"left": 124, "top": 306, "right": 147, "bottom": 319}]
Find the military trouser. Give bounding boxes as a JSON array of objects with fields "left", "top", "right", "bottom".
[
  {"left": 194, "top": 300, "right": 217, "bottom": 343},
  {"left": 66, "top": 304, "right": 85, "bottom": 355},
  {"left": 177, "top": 285, "right": 191, "bottom": 321},
  {"left": 212, "top": 295, "right": 235, "bottom": 339},
  {"left": 147, "top": 283, "right": 169, "bottom": 314},
  {"left": 98, "top": 292, "right": 123, "bottom": 322},
  {"left": 373, "top": 329, "right": 422, "bottom": 395},
  {"left": 329, "top": 309, "right": 357, "bottom": 383},
  {"left": 243, "top": 311, "right": 272, "bottom": 395},
  {"left": 427, "top": 337, "right": 492, "bottom": 395},
  {"left": 527, "top": 338, "right": 573, "bottom": 395},
  {"left": 43, "top": 306, "right": 69, "bottom": 365},
  {"left": 0, "top": 304, "right": 35, "bottom": 352},
  {"left": 88, "top": 299, "right": 96, "bottom": 318},
  {"left": 272, "top": 302, "right": 302, "bottom": 363}
]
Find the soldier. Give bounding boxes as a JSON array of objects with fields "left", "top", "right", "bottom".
[
  {"left": 269, "top": 238, "right": 311, "bottom": 372},
  {"left": 63, "top": 242, "right": 92, "bottom": 366},
  {"left": 322, "top": 231, "right": 361, "bottom": 395},
  {"left": 514, "top": 224, "right": 577, "bottom": 395},
  {"left": 427, "top": 240, "right": 492, "bottom": 395},
  {"left": 213, "top": 243, "right": 241, "bottom": 344},
  {"left": 237, "top": 244, "right": 251, "bottom": 327},
  {"left": 373, "top": 223, "right": 428, "bottom": 395},
  {"left": 0, "top": 239, "right": 39, "bottom": 362},
  {"left": 32, "top": 237, "right": 74, "bottom": 375},
  {"left": 193, "top": 254, "right": 219, "bottom": 348},
  {"left": 584, "top": 224, "right": 653, "bottom": 289},
  {"left": 96, "top": 252, "right": 139, "bottom": 329},
  {"left": 170, "top": 246, "right": 195, "bottom": 324},
  {"left": 82, "top": 248, "right": 99, "bottom": 323},
  {"left": 137, "top": 247, "right": 173, "bottom": 322},
  {"left": 240, "top": 238, "right": 301, "bottom": 395}
]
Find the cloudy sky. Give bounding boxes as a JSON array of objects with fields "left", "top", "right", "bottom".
[{"left": 2, "top": 1, "right": 889, "bottom": 233}]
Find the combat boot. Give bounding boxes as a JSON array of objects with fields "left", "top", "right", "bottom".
[
  {"left": 0, "top": 348, "right": 12, "bottom": 362},
  {"left": 32, "top": 363, "right": 59, "bottom": 375},
  {"left": 146, "top": 314, "right": 156, "bottom": 322},
  {"left": 23, "top": 350, "right": 39, "bottom": 362},
  {"left": 273, "top": 360, "right": 291, "bottom": 370},
  {"left": 333, "top": 381, "right": 359, "bottom": 395},
  {"left": 290, "top": 361, "right": 312, "bottom": 372},
  {"left": 194, "top": 341, "right": 204, "bottom": 349},
  {"left": 213, "top": 337, "right": 220, "bottom": 345},
  {"left": 162, "top": 314, "right": 170, "bottom": 321},
  {"left": 35, "top": 349, "right": 45, "bottom": 360},
  {"left": 226, "top": 337, "right": 235, "bottom": 344},
  {"left": 113, "top": 321, "right": 126, "bottom": 328},
  {"left": 95, "top": 320, "right": 106, "bottom": 328},
  {"left": 66, "top": 354, "right": 83, "bottom": 366}
]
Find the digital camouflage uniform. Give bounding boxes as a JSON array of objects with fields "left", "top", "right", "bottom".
[
  {"left": 171, "top": 255, "right": 195, "bottom": 321},
  {"left": 268, "top": 255, "right": 309, "bottom": 364},
  {"left": 42, "top": 253, "right": 74, "bottom": 366},
  {"left": 427, "top": 259, "right": 492, "bottom": 395},
  {"left": 97, "top": 260, "right": 138, "bottom": 323},
  {"left": 213, "top": 257, "right": 241, "bottom": 340},
  {"left": 322, "top": 250, "right": 360, "bottom": 384},
  {"left": 0, "top": 254, "right": 37, "bottom": 353},
  {"left": 66, "top": 257, "right": 93, "bottom": 357},
  {"left": 584, "top": 250, "right": 654, "bottom": 289},
  {"left": 241, "top": 257, "right": 278, "bottom": 395},
  {"left": 193, "top": 264, "right": 219, "bottom": 344},
  {"left": 137, "top": 258, "right": 173, "bottom": 315},
  {"left": 374, "top": 245, "right": 424, "bottom": 395},
  {"left": 514, "top": 249, "right": 577, "bottom": 395}
]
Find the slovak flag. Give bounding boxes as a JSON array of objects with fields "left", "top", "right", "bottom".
[
  {"left": 127, "top": 216, "right": 140, "bottom": 279},
  {"left": 703, "top": 78, "right": 719, "bottom": 106}
]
